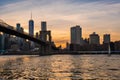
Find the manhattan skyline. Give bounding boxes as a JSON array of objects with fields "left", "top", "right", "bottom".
[{"left": 0, "top": 0, "right": 120, "bottom": 47}]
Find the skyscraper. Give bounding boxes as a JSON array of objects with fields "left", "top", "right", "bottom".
[
  {"left": 28, "top": 13, "right": 35, "bottom": 49},
  {"left": 41, "top": 21, "right": 47, "bottom": 31},
  {"left": 103, "top": 34, "right": 110, "bottom": 44},
  {"left": 29, "top": 13, "right": 34, "bottom": 36},
  {"left": 89, "top": 32, "right": 100, "bottom": 45},
  {"left": 70, "top": 25, "right": 82, "bottom": 45},
  {"left": 16, "top": 23, "right": 21, "bottom": 32}
]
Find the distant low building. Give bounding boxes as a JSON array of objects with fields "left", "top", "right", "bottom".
[
  {"left": 114, "top": 41, "right": 120, "bottom": 51},
  {"left": 21, "top": 40, "right": 30, "bottom": 51},
  {"left": 10, "top": 44, "right": 20, "bottom": 51},
  {"left": 66, "top": 42, "right": 70, "bottom": 50},
  {"left": 16, "top": 23, "right": 24, "bottom": 49},
  {"left": 36, "top": 32, "right": 39, "bottom": 39},
  {"left": 89, "top": 32, "right": 100, "bottom": 45}
]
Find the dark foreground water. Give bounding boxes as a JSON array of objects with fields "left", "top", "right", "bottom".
[{"left": 0, "top": 55, "right": 120, "bottom": 80}]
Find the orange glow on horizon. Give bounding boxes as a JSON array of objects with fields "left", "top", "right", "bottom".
[{"left": 1, "top": 20, "right": 120, "bottom": 48}]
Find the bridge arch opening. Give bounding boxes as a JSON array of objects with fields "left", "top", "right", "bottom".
[{"left": 46, "top": 34, "right": 49, "bottom": 42}]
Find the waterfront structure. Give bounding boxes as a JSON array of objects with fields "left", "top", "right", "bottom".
[
  {"left": 4, "top": 26, "right": 13, "bottom": 49},
  {"left": 103, "top": 34, "right": 110, "bottom": 44},
  {"left": 16, "top": 23, "right": 21, "bottom": 46},
  {"left": 70, "top": 25, "right": 83, "bottom": 45},
  {"left": 29, "top": 13, "right": 34, "bottom": 36},
  {"left": 39, "top": 21, "right": 52, "bottom": 55},
  {"left": 16, "top": 23, "right": 24, "bottom": 49},
  {"left": 114, "top": 41, "right": 120, "bottom": 51},
  {"left": 4, "top": 33, "right": 10, "bottom": 50},
  {"left": 0, "top": 33, "right": 5, "bottom": 53},
  {"left": 89, "top": 32, "right": 100, "bottom": 45},
  {"left": 40, "top": 21, "right": 52, "bottom": 42}
]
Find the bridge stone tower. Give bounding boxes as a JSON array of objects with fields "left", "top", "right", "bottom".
[{"left": 39, "top": 21, "right": 52, "bottom": 55}]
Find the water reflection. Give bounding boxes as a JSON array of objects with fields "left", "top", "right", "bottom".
[
  {"left": 0, "top": 55, "right": 120, "bottom": 79},
  {"left": 72, "top": 55, "right": 94, "bottom": 79},
  {"left": 49, "top": 55, "right": 74, "bottom": 80}
]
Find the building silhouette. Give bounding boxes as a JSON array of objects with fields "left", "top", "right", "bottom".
[
  {"left": 103, "top": 34, "right": 110, "bottom": 44},
  {"left": 40, "top": 21, "right": 52, "bottom": 42},
  {"left": 29, "top": 13, "right": 34, "bottom": 36},
  {"left": 41, "top": 21, "right": 47, "bottom": 31},
  {"left": 89, "top": 32, "right": 100, "bottom": 45},
  {"left": 114, "top": 41, "right": 120, "bottom": 51},
  {"left": 16, "top": 23, "right": 25, "bottom": 49},
  {"left": 16, "top": 23, "right": 21, "bottom": 46},
  {"left": 0, "top": 33, "right": 5, "bottom": 53},
  {"left": 70, "top": 25, "right": 83, "bottom": 45},
  {"left": 28, "top": 13, "right": 35, "bottom": 49},
  {"left": 16, "top": 23, "right": 21, "bottom": 31}
]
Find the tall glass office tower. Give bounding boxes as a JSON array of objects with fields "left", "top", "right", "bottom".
[
  {"left": 29, "top": 13, "right": 34, "bottom": 36},
  {"left": 71, "top": 25, "right": 82, "bottom": 45}
]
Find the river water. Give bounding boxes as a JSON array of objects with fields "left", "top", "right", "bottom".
[{"left": 0, "top": 55, "right": 120, "bottom": 80}]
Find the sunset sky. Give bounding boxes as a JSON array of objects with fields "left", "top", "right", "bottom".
[{"left": 0, "top": 0, "right": 120, "bottom": 48}]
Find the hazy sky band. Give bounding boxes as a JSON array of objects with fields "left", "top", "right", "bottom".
[
  {"left": 0, "top": 0, "right": 120, "bottom": 47},
  {"left": 1, "top": 0, "right": 120, "bottom": 5}
]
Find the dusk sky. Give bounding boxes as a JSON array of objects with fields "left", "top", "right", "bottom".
[{"left": 0, "top": 0, "right": 120, "bottom": 47}]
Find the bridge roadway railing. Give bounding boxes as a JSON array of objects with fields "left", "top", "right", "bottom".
[
  {"left": 0, "top": 19, "right": 36, "bottom": 38},
  {"left": 0, "top": 19, "right": 47, "bottom": 44}
]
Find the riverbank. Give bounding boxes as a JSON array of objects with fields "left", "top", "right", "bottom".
[
  {"left": 1, "top": 51, "right": 120, "bottom": 56},
  {"left": 0, "top": 51, "right": 39, "bottom": 55}
]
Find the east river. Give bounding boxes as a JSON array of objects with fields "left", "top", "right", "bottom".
[{"left": 0, "top": 55, "right": 120, "bottom": 80}]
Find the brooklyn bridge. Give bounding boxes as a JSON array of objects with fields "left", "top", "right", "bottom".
[{"left": 0, "top": 19, "right": 58, "bottom": 55}]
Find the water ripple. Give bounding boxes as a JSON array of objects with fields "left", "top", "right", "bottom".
[{"left": 0, "top": 55, "right": 120, "bottom": 79}]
